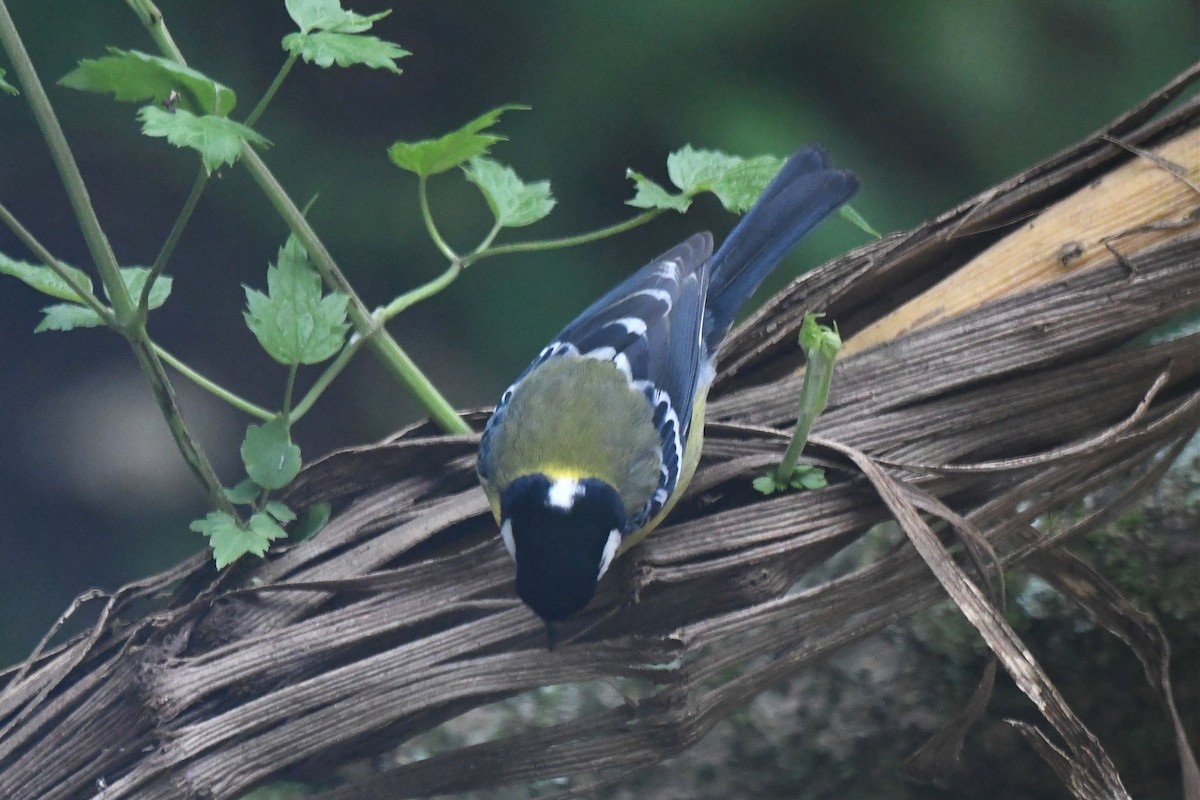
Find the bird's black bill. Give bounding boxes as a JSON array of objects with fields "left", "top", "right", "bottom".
[{"left": 545, "top": 621, "right": 561, "bottom": 650}]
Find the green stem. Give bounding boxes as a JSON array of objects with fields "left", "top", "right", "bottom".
[
  {"left": 368, "top": 329, "right": 470, "bottom": 431},
  {"left": 0, "top": 0, "right": 131, "bottom": 323},
  {"left": 774, "top": 318, "right": 839, "bottom": 484},
  {"left": 290, "top": 333, "right": 368, "bottom": 421},
  {"left": 140, "top": 166, "right": 208, "bottom": 318},
  {"left": 773, "top": 388, "right": 821, "bottom": 484},
  {"left": 5, "top": 0, "right": 235, "bottom": 519},
  {"left": 239, "top": 144, "right": 470, "bottom": 434},
  {"left": 123, "top": 0, "right": 185, "bottom": 63},
  {"left": 375, "top": 218, "right": 495, "bottom": 323},
  {"left": 282, "top": 362, "right": 299, "bottom": 418},
  {"left": 377, "top": 206, "right": 662, "bottom": 322},
  {"left": 244, "top": 50, "right": 298, "bottom": 127},
  {"left": 471, "top": 220, "right": 503, "bottom": 256},
  {"left": 132, "top": 338, "right": 240, "bottom": 517},
  {"left": 419, "top": 175, "right": 458, "bottom": 261},
  {"left": 0, "top": 200, "right": 111, "bottom": 320},
  {"left": 462, "top": 207, "right": 665, "bottom": 267},
  {"left": 128, "top": 1, "right": 470, "bottom": 435},
  {"left": 379, "top": 261, "right": 461, "bottom": 321},
  {"left": 152, "top": 342, "right": 275, "bottom": 421}
]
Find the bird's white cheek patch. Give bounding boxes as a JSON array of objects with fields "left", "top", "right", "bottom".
[
  {"left": 597, "top": 529, "right": 621, "bottom": 580},
  {"left": 500, "top": 518, "right": 516, "bottom": 560},
  {"left": 547, "top": 478, "right": 581, "bottom": 510}
]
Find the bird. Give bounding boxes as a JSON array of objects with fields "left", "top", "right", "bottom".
[{"left": 477, "top": 145, "right": 859, "bottom": 646}]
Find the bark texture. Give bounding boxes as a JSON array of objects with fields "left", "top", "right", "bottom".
[{"left": 2, "top": 66, "right": 1198, "bottom": 800}]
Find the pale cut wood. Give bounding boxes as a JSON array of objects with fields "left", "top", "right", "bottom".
[
  {"left": 1, "top": 67, "right": 1197, "bottom": 800},
  {"left": 844, "top": 130, "right": 1199, "bottom": 356}
]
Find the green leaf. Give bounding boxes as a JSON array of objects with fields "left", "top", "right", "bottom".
[
  {"left": 625, "top": 169, "right": 691, "bottom": 213},
  {"left": 838, "top": 204, "right": 881, "bottom": 238},
  {"left": 265, "top": 500, "right": 297, "bottom": 524},
  {"left": 35, "top": 303, "right": 106, "bottom": 333},
  {"left": 243, "top": 235, "right": 350, "bottom": 365},
  {"left": 191, "top": 510, "right": 286, "bottom": 569},
  {"left": 249, "top": 511, "right": 288, "bottom": 547},
  {"left": 224, "top": 478, "right": 261, "bottom": 505},
  {"left": 631, "top": 146, "right": 784, "bottom": 213},
  {"left": 755, "top": 466, "right": 825, "bottom": 495},
  {"left": 0, "top": 253, "right": 94, "bottom": 301},
  {"left": 666, "top": 145, "right": 742, "bottom": 195},
  {"left": 284, "top": 32, "right": 408, "bottom": 74},
  {"left": 241, "top": 417, "right": 302, "bottom": 490},
  {"left": 138, "top": 106, "right": 271, "bottom": 174},
  {"left": 32, "top": 267, "right": 170, "bottom": 332},
  {"left": 790, "top": 466, "right": 828, "bottom": 490},
  {"left": 463, "top": 157, "right": 555, "bottom": 228},
  {"left": 801, "top": 471, "right": 828, "bottom": 490},
  {"left": 59, "top": 48, "right": 236, "bottom": 115},
  {"left": 285, "top": 0, "right": 389, "bottom": 34},
  {"left": 752, "top": 475, "right": 779, "bottom": 495},
  {"left": 120, "top": 267, "right": 173, "bottom": 310},
  {"left": 0, "top": 66, "right": 17, "bottom": 96},
  {"left": 799, "top": 312, "right": 841, "bottom": 360},
  {"left": 388, "top": 105, "right": 528, "bottom": 178},
  {"left": 709, "top": 155, "right": 786, "bottom": 213},
  {"left": 291, "top": 502, "right": 331, "bottom": 543}
]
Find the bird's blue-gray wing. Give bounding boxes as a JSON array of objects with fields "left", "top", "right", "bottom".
[{"left": 484, "top": 233, "right": 713, "bottom": 527}]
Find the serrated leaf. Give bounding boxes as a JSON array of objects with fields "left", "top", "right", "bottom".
[
  {"left": 838, "top": 204, "right": 881, "bottom": 238},
  {"left": 224, "top": 479, "right": 261, "bottom": 505},
  {"left": 241, "top": 417, "right": 302, "bottom": 490},
  {"left": 625, "top": 168, "right": 691, "bottom": 213},
  {"left": 248, "top": 511, "right": 288, "bottom": 545},
  {"left": 285, "top": 0, "right": 389, "bottom": 34},
  {"left": 266, "top": 499, "right": 297, "bottom": 523},
  {"left": 666, "top": 145, "right": 743, "bottom": 194},
  {"left": 138, "top": 106, "right": 271, "bottom": 174},
  {"left": 191, "top": 510, "right": 286, "bottom": 569},
  {"left": 709, "top": 155, "right": 786, "bottom": 213},
  {"left": 243, "top": 236, "right": 350, "bottom": 365},
  {"left": 292, "top": 502, "right": 331, "bottom": 543},
  {"left": 0, "top": 252, "right": 94, "bottom": 301},
  {"left": 31, "top": 267, "right": 170, "bottom": 333},
  {"left": 0, "top": 67, "right": 17, "bottom": 96},
  {"left": 59, "top": 48, "right": 235, "bottom": 115},
  {"left": 388, "top": 105, "right": 528, "bottom": 178},
  {"left": 284, "top": 31, "right": 408, "bottom": 74},
  {"left": 463, "top": 157, "right": 555, "bottom": 228},
  {"left": 35, "top": 303, "right": 106, "bottom": 333},
  {"left": 120, "top": 267, "right": 173, "bottom": 310}
]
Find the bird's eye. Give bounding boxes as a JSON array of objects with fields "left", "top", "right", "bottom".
[
  {"left": 597, "top": 529, "right": 621, "bottom": 580},
  {"left": 500, "top": 518, "right": 516, "bottom": 560}
]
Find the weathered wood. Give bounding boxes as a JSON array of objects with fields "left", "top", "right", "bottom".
[{"left": 1, "top": 65, "right": 1198, "bottom": 800}]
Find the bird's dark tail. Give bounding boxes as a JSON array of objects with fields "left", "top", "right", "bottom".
[{"left": 704, "top": 145, "right": 858, "bottom": 351}]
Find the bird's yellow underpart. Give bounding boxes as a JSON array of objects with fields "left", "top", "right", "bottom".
[
  {"left": 616, "top": 388, "right": 709, "bottom": 555},
  {"left": 541, "top": 466, "right": 588, "bottom": 482}
]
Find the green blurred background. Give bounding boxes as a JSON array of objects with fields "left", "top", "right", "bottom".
[{"left": 0, "top": 1, "right": 1194, "bottom": 665}]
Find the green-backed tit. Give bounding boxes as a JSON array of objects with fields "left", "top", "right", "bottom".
[{"left": 477, "top": 146, "right": 858, "bottom": 644}]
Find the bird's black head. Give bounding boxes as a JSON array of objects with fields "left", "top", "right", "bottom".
[{"left": 499, "top": 473, "right": 627, "bottom": 628}]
